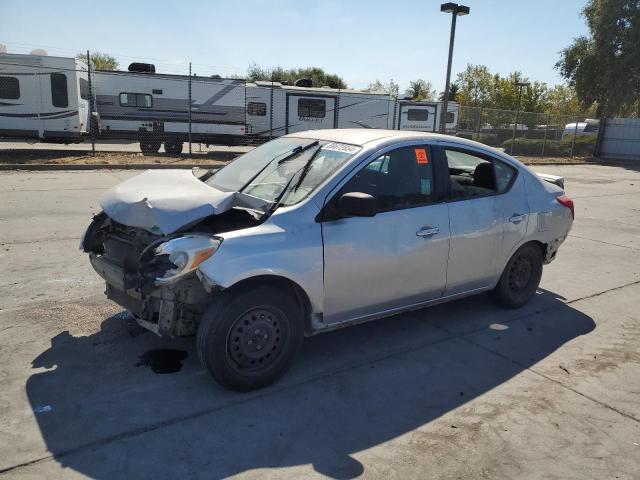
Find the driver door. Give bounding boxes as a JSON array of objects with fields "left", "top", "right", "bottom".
[{"left": 321, "top": 145, "right": 450, "bottom": 325}]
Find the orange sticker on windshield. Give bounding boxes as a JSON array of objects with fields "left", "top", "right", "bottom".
[{"left": 414, "top": 148, "right": 428, "bottom": 164}]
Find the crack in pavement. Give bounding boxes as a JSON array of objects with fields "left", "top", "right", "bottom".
[
  {"left": 2, "top": 278, "right": 640, "bottom": 474},
  {"left": 567, "top": 233, "right": 640, "bottom": 252}
]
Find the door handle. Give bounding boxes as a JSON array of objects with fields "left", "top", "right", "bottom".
[
  {"left": 509, "top": 213, "right": 525, "bottom": 223},
  {"left": 417, "top": 226, "right": 440, "bottom": 238}
]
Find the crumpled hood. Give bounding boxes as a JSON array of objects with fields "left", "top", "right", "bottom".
[{"left": 100, "top": 169, "right": 238, "bottom": 235}]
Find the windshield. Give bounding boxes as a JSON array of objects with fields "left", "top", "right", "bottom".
[{"left": 206, "top": 137, "right": 360, "bottom": 206}]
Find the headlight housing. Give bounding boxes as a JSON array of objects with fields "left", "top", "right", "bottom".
[{"left": 152, "top": 235, "right": 222, "bottom": 285}]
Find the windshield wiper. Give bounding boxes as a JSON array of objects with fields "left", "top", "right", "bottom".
[
  {"left": 264, "top": 144, "right": 323, "bottom": 218},
  {"left": 239, "top": 140, "right": 319, "bottom": 193}
]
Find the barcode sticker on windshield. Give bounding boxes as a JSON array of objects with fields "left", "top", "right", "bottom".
[{"left": 321, "top": 143, "right": 360, "bottom": 154}]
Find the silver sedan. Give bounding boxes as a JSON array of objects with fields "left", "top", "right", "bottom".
[{"left": 82, "top": 129, "right": 574, "bottom": 390}]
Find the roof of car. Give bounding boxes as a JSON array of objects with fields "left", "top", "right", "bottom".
[{"left": 283, "top": 128, "right": 484, "bottom": 149}]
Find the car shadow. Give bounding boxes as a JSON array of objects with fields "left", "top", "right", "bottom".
[{"left": 25, "top": 289, "right": 595, "bottom": 479}]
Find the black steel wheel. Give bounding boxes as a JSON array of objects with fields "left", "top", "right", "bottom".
[
  {"left": 197, "top": 285, "right": 304, "bottom": 391},
  {"left": 164, "top": 141, "right": 183, "bottom": 154},
  {"left": 491, "top": 243, "right": 543, "bottom": 308},
  {"left": 140, "top": 140, "right": 161, "bottom": 155}
]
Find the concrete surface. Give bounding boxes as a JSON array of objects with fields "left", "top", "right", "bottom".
[
  {"left": 0, "top": 140, "right": 253, "bottom": 155},
  {"left": 0, "top": 164, "right": 639, "bottom": 479}
]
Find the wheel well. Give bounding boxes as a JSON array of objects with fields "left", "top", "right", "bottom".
[
  {"left": 527, "top": 240, "right": 547, "bottom": 258},
  {"left": 222, "top": 275, "right": 313, "bottom": 334}
]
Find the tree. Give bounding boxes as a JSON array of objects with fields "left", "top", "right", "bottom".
[
  {"left": 556, "top": 0, "right": 640, "bottom": 116},
  {"left": 439, "top": 82, "right": 460, "bottom": 102},
  {"left": 247, "top": 63, "right": 347, "bottom": 89},
  {"left": 366, "top": 79, "right": 400, "bottom": 99},
  {"left": 76, "top": 52, "right": 118, "bottom": 70},
  {"left": 405, "top": 79, "right": 436, "bottom": 101},
  {"left": 455, "top": 64, "right": 494, "bottom": 107}
]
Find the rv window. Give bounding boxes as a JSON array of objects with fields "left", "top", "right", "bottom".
[
  {"left": 407, "top": 109, "right": 429, "bottom": 121},
  {"left": 50, "top": 73, "right": 68, "bottom": 108},
  {"left": 247, "top": 102, "right": 267, "bottom": 116},
  {"left": 119, "top": 93, "right": 153, "bottom": 108},
  {"left": 298, "top": 98, "right": 326, "bottom": 118},
  {"left": 79, "top": 78, "right": 89, "bottom": 100},
  {"left": 0, "top": 76, "right": 20, "bottom": 99},
  {"left": 446, "top": 112, "right": 455, "bottom": 124}
]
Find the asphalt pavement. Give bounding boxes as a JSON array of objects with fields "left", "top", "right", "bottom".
[{"left": 0, "top": 164, "right": 639, "bottom": 479}]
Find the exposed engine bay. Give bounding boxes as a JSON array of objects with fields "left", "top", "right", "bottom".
[{"left": 82, "top": 208, "right": 263, "bottom": 336}]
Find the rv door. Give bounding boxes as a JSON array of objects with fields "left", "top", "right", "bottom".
[
  {"left": 398, "top": 103, "right": 437, "bottom": 132},
  {"left": 286, "top": 94, "right": 336, "bottom": 133}
]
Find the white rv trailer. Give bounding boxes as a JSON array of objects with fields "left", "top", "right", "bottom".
[
  {"left": 0, "top": 53, "right": 90, "bottom": 142},
  {"left": 244, "top": 82, "right": 458, "bottom": 139},
  {"left": 92, "top": 68, "right": 247, "bottom": 153}
]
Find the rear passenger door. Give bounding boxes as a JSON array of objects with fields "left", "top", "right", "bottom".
[{"left": 436, "top": 147, "right": 505, "bottom": 295}]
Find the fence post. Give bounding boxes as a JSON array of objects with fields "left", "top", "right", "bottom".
[
  {"left": 269, "top": 79, "right": 274, "bottom": 140},
  {"left": 541, "top": 113, "right": 550, "bottom": 159},
  {"left": 509, "top": 108, "right": 519, "bottom": 155},
  {"left": 188, "top": 62, "right": 192, "bottom": 156},
  {"left": 571, "top": 115, "right": 579, "bottom": 158},
  {"left": 475, "top": 107, "right": 482, "bottom": 138},
  {"left": 86, "top": 50, "right": 95, "bottom": 156},
  {"left": 593, "top": 117, "right": 607, "bottom": 159}
]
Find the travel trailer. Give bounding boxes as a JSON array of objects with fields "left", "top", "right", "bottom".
[
  {"left": 0, "top": 53, "right": 90, "bottom": 142},
  {"left": 92, "top": 67, "right": 247, "bottom": 154},
  {"left": 0, "top": 54, "right": 459, "bottom": 152}
]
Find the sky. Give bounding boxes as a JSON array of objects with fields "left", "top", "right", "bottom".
[{"left": 0, "top": 0, "right": 589, "bottom": 93}]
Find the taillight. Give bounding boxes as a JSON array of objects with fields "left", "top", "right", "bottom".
[{"left": 557, "top": 195, "right": 574, "bottom": 219}]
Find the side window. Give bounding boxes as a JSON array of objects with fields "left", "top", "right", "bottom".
[
  {"left": 445, "top": 111, "right": 455, "bottom": 123},
  {"left": 342, "top": 146, "right": 434, "bottom": 212},
  {"left": 247, "top": 102, "right": 267, "bottom": 116},
  {"left": 0, "top": 76, "right": 20, "bottom": 99},
  {"left": 444, "top": 149, "right": 516, "bottom": 199},
  {"left": 493, "top": 159, "right": 517, "bottom": 193},
  {"left": 407, "top": 109, "right": 429, "bottom": 121},
  {"left": 50, "top": 73, "right": 68, "bottom": 108},
  {"left": 79, "top": 78, "right": 89, "bottom": 100},
  {"left": 119, "top": 93, "right": 152, "bottom": 108},
  {"left": 298, "top": 98, "right": 326, "bottom": 118}
]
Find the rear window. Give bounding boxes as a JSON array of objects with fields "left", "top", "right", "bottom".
[
  {"left": 50, "top": 73, "right": 68, "bottom": 108},
  {"left": 0, "top": 76, "right": 20, "bottom": 99},
  {"left": 79, "top": 78, "right": 89, "bottom": 100},
  {"left": 407, "top": 109, "right": 429, "bottom": 121},
  {"left": 298, "top": 98, "right": 326, "bottom": 118}
]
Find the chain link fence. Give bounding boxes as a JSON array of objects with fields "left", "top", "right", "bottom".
[
  {"left": 0, "top": 52, "right": 598, "bottom": 163},
  {"left": 455, "top": 105, "right": 597, "bottom": 159}
]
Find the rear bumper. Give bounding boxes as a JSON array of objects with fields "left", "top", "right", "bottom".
[{"left": 89, "top": 253, "right": 208, "bottom": 337}]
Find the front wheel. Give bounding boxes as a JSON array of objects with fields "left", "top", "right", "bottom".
[
  {"left": 196, "top": 285, "right": 304, "bottom": 391},
  {"left": 491, "top": 243, "right": 543, "bottom": 308}
]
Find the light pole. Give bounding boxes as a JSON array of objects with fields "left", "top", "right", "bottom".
[
  {"left": 510, "top": 81, "right": 530, "bottom": 155},
  {"left": 440, "top": 2, "right": 469, "bottom": 134}
]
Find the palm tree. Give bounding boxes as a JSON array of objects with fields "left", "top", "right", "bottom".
[
  {"left": 406, "top": 79, "right": 436, "bottom": 101},
  {"left": 439, "top": 81, "right": 460, "bottom": 102}
]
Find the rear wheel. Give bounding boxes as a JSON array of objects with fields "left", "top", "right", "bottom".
[
  {"left": 140, "top": 140, "right": 161, "bottom": 155},
  {"left": 491, "top": 243, "right": 543, "bottom": 308},
  {"left": 164, "top": 141, "right": 183, "bottom": 154},
  {"left": 197, "top": 285, "right": 304, "bottom": 391}
]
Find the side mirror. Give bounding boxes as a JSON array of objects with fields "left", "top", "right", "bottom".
[{"left": 337, "top": 192, "right": 377, "bottom": 218}]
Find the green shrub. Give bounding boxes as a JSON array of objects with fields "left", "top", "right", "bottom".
[{"left": 501, "top": 136, "right": 595, "bottom": 156}]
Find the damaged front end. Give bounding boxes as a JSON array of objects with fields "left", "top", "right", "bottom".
[{"left": 82, "top": 209, "right": 258, "bottom": 337}]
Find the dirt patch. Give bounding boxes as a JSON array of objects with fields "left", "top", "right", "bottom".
[
  {"left": 517, "top": 155, "right": 594, "bottom": 165},
  {"left": 0, "top": 150, "right": 235, "bottom": 166}
]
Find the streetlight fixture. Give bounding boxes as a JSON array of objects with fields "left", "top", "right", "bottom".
[
  {"left": 510, "top": 81, "right": 531, "bottom": 154},
  {"left": 440, "top": 2, "right": 470, "bottom": 134}
]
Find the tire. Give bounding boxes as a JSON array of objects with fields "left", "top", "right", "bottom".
[
  {"left": 196, "top": 285, "right": 304, "bottom": 391},
  {"left": 139, "top": 140, "right": 161, "bottom": 155},
  {"left": 164, "top": 141, "right": 183, "bottom": 155},
  {"left": 491, "top": 243, "right": 543, "bottom": 308}
]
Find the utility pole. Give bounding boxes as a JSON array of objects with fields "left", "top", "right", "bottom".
[{"left": 440, "top": 3, "right": 469, "bottom": 134}]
